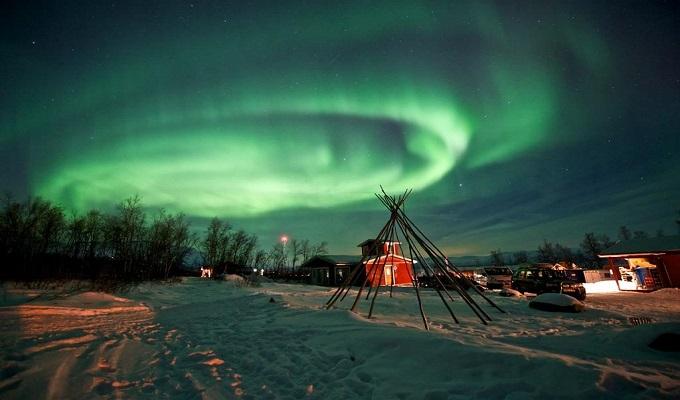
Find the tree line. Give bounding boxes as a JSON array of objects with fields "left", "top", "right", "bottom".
[
  {"left": 0, "top": 195, "right": 326, "bottom": 281},
  {"left": 200, "top": 217, "right": 327, "bottom": 276}
]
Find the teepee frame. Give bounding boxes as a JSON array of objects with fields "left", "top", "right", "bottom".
[{"left": 326, "top": 188, "right": 504, "bottom": 329}]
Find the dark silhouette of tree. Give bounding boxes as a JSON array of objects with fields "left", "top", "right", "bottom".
[
  {"left": 202, "top": 218, "right": 253, "bottom": 275},
  {"left": 633, "top": 230, "right": 648, "bottom": 239},
  {"left": 232, "top": 230, "right": 257, "bottom": 266},
  {"left": 618, "top": 225, "right": 632, "bottom": 241},
  {"left": 537, "top": 240, "right": 556, "bottom": 263},
  {"left": 84, "top": 210, "right": 104, "bottom": 260},
  {"left": 202, "top": 218, "right": 227, "bottom": 269},
  {"left": 490, "top": 249, "right": 505, "bottom": 266},
  {"left": 311, "top": 241, "right": 328, "bottom": 258},
  {"left": 268, "top": 242, "right": 287, "bottom": 270},
  {"left": 252, "top": 249, "right": 268, "bottom": 269},
  {"left": 580, "top": 233, "right": 610, "bottom": 267},
  {"left": 512, "top": 250, "right": 529, "bottom": 264},
  {"left": 289, "top": 239, "right": 300, "bottom": 269},
  {"left": 0, "top": 192, "right": 327, "bottom": 282},
  {"left": 65, "top": 213, "right": 87, "bottom": 260},
  {"left": 147, "top": 210, "right": 195, "bottom": 278},
  {"left": 101, "top": 195, "right": 147, "bottom": 278},
  {"left": 0, "top": 196, "right": 67, "bottom": 277},
  {"left": 297, "top": 239, "right": 310, "bottom": 264}
]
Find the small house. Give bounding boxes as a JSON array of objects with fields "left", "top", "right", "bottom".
[
  {"left": 300, "top": 255, "right": 362, "bottom": 286},
  {"left": 598, "top": 235, "right": 680, "bottom": 291},
  {"left": 358, "top": 239, "right": 416, "bottom": 287}
]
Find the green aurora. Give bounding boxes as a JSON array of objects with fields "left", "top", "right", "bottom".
[{"left": 2, "top": 1, "right": 678, "bottom": 253}]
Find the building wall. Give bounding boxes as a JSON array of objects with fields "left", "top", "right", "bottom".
[
  {"left": 364, "top": 256, "right": 414, "bottom": 287},
  {"left": 310, "top": 267, "right": 330, "bottom": 286},
  {"left": 661, "top": 254, "right": 680, "bottom": 287},
  {"left": 308, "top": 263, "right": 358, "bottom": 286}
]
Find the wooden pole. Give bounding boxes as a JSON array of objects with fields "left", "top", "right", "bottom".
[
  {"left": 396, "top": 207, "right": 504, "bottom": 314},
  {"left": 398, "top": 221, "right": 460, "bottom": 324}
]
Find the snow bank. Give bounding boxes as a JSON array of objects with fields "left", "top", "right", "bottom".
[
  {"left": 222, "top": 274, "right": 245, "bottom": 283},
  {"left": 499, "top": 287, "right": 523, "bottom": 297},
  {"left": 529, "top": 293, "right": 586, "bottom": 312}
]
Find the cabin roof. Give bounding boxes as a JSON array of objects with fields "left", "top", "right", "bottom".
[
  {"left": 301, "top": 255, "right": 362, "bottom": 267},
  {"left": 599, "top": 235, "right": 680, "bottom": 257}
]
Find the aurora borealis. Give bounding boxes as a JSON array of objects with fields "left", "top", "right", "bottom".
[{"left": 2, "top": 1, "right": 679, "bottom": 254}]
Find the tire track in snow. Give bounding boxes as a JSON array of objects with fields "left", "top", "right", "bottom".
[
  {"left": 150, "top": 291, "right": 365, "bottom": 399},
  {"left": 0, "top": 294, "right": 157, "bottom": 399}
]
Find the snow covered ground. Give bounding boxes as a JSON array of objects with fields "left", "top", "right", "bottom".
[{"left": 1, "top": 278, "right": 678, "bottom": 399}]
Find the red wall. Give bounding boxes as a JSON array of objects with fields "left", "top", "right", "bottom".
[
  {"left": 365, "top": 256, "right": 414, "bottom": 287},
  {"left": 661, "top": 254, "right": 680, "bottom": 287}
]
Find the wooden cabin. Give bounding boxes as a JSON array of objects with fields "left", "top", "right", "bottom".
[
  {"left": 599, "top": 235, "right": 680, "bottom": 291},
  {"left": 300, "top": 255, "right": 362, "bottom": 286},
  {"left": 358, "top": 239, "right": 416, "bottom": 287}
]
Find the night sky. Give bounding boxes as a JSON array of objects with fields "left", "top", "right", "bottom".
[{"left": 2, "top": 1, "right": 679, "bottom": 255}]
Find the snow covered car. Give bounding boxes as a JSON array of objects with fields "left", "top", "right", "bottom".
[
  {"left": 511, "top": 266, "right": 586, "bottom": 300},
  {"left": 480, "top": 267, "right": 513, "bottom": 289}
]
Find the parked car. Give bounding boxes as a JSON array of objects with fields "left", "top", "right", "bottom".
[
  {"left": 480, "top": 266, "right": 513, "bottom": 289},
  {"left": 511, "top": 266, "right": 586, "bottom": 300}
]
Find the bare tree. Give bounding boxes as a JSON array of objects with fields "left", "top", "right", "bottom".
[
  {"left": 490, "top": 249, "right": 505, "bottom": 266},
  {"left": 252, "top": 249, "right": 268, "bottom": 269},
  {"left": 37, "top": 202, "right": 65, "bottom": 256},
  {"left": 600, "top": 234, "right": 614, "bottom": 249},
  {"left": 554, "top": 243, "right": 574, "bottom": 264},
  {"left": 65, "top": 213, "right": 87, "bottom": 259},
  {"left": 299, "top": 239, "right": 311, "bottom": 263},
  {"left": 106, "top": 195, "right": 147, "bottom": 277},
  {"left": 268, "top": 242, "right": 287, "bottom": 270},
  {"left": 537, "top": 240, "right": 556, "bottom": 263},
  {"left": 633, "top": 230, "right": 648, "bottom": 239},
  {"left": 227, "top": 230, "right": 250, "bottom": 264},
  {"left": 148, "top": 210, "right": 195, "bottom": 278},
  {"left": 84, "top": 210, "right": 104, "bottom": 260},
  {"left": 310, "top": 241, "right": 328, "bottom": 258},
  {"left": 201, "top": 217, "right": 233, "bottom": 274},
  {"left": 512, "top": 250, "right": 528, "bottom": 264},
  {"left": 233, "top": 231, "right": 257, "bottom": 266},
  {"left": 289, "top": 239, "right": 306, "bottom": 269},
  {"left": 580, "top": 233, "right": 602, "bottom": 267},
  {"left": 618, "top": 225, "right": 632, "bottom": 241}
]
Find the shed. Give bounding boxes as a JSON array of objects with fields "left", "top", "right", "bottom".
[{"left": 598, "top": 235, "right": 680, "bottom": 290}]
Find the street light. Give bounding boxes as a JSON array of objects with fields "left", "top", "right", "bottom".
[{"left": 280, "top": 235, "right": 289, "bottom": 270}]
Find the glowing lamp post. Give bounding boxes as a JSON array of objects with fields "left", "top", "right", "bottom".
[{"left": 280, "top": 235, "right": 289, "bottom": 270}]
